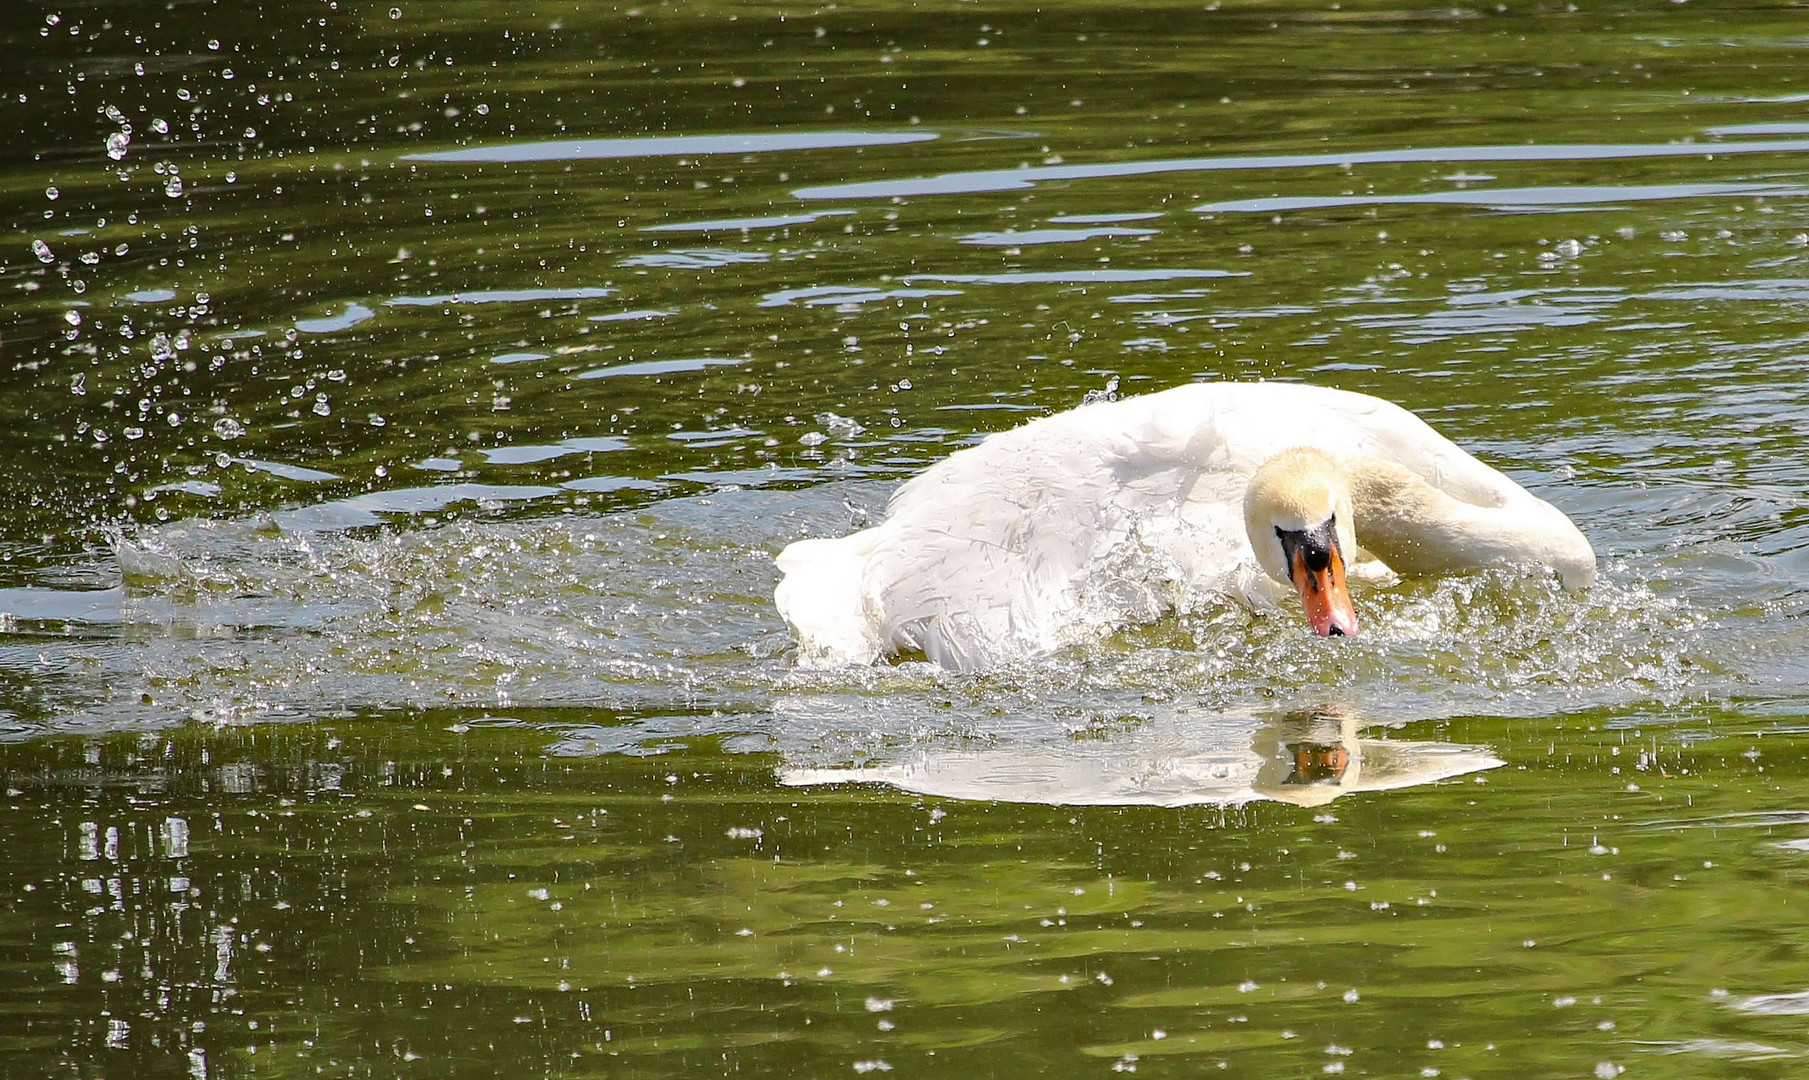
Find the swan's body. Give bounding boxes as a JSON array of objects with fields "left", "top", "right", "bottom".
[{"left": 775, "top": 381, "right": 1594, "bottom": 671}]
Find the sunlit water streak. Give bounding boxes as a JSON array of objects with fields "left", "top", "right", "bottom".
[{"left": 788, "top": 138, "right": 1809, "bottom": 200}]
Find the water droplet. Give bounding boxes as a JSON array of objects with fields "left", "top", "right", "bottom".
[
  {"left": 44, "top": 185, "right": 58, "bottom": 201},
  {"left": 815, "top": 412, "right": 866, "bottom": 438},
  {"left": 390, "top": 6, "right": 402, "bottom": 17},
  {"left": 106, "top": 131, "right": 130, "bottom": 160},
  {"left": 64, "top": 309, "right": 81, "bottom": 326},
  {"left": 32, "top": 239, "right": 55, "bottom": 263},
  {"left": 164, "top": 175, "right": 184, "bottom": 198},
  {"left": 151, "top": 118, "right": 169, "bottom": 134},
  {"left": 312, "top": 395, "right": 331, "bottom": 417},
  {"left": 207, "top": 39, "right": 220, "bottom": 50},
  {"left": 475, "top": 103, "right": 489, "bottom": 115}
]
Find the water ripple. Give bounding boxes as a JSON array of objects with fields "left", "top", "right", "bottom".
[
  {"left": 792, "top": 138, "right": 1809, "bottom": 200},
  {"left": 405, "top": 130, "right": 939, "bottom": 164},
  {"left": 1197, "top": 182, "right": 1803, "bottom": 214}
]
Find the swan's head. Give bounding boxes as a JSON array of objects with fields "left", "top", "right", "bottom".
[{"left": 1244, "top": 448, "right": 1360, "bottom": 637}]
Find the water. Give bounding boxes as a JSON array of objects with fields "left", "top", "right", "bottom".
[{"left": 5, "top": 0, "right": 1809, "bottom": 1075}]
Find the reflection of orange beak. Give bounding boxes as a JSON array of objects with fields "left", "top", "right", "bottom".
[
  {"left": 1291, "top": 544, "right": 1358, "bottom": 637},
  {"left": 1287, "top": 741, "right": 1353, "bottom": 785}
]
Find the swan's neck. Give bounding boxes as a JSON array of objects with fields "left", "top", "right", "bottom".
[{"left": 1341, "top": 456, "right": 1594, "bottom": 590}]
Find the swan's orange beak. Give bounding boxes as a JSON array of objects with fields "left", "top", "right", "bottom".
[{"left": 1288, "top": 539, "right": 1358, "bottom": 638}]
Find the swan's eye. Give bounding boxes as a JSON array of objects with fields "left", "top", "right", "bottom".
[{"left": 1275, "top": 521, "right": 1339, "bottom": 574}]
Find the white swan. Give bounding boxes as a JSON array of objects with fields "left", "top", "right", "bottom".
[{"left": 775, "top": 381, "right": 1594, "bottom": 671}]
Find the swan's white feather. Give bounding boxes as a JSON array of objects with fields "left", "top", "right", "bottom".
[{"left": 775, "top": 381, "right": 1553, "bottom": 671}]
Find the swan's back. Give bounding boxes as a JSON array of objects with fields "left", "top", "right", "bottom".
[{"left": 775, "top": 381, "right": 1524, "bottom": 670}]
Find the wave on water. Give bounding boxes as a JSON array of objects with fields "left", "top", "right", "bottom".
[{"left": 0, "top": 479, "right": 1800, "bottom": 747}]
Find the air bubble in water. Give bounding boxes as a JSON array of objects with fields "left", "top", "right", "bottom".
[
  {"left": 151, "top": 118, "right": 169, "bottom": 134},
  {"left": 212, "top": 418, "right": 245, "bottom": 440},
  {"left": 164, "top": 175, "right": 184, "bottom": 198},
  {"left": 106, "top": 131, "right": 130, "bottom": 160},
  {"left": 45, "top": 185, "right": 59, "bottom": 201},
  {"left": 150, "top": 333, "right": 176, "bottom": 361},
  {"left": 390, "top": 6, "right": 402, "bottom": 17},
  {"left": 32, "top": 239, "right": 54, "bottom": 263}
]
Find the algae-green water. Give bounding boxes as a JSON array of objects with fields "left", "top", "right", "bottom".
[{"left": 5, "top": 1, "right": 1809, "bottom": 1076}]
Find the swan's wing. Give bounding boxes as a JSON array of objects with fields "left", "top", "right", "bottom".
[{"left": 862, "top": 402, "right": 1191, "bottom": 669}]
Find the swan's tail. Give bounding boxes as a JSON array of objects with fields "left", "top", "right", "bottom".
[{"left": 775, "top": 531, "right": 883, "bottom": 667}]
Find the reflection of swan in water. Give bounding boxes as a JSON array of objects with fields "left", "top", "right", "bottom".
[
  {"left": 778, "top": 707, "right": 1502, "bottom": 809},
  {"left": 775, "top": 381, "right": 1594, "bottom": 671}
]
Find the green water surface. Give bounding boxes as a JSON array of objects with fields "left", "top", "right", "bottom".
[{"left": 5, "top": 0, "right": 1809, "bottom": 1076}]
